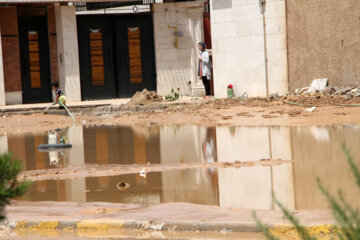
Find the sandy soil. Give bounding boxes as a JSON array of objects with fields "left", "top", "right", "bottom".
[{"left": 2, "top": 97, "right": 360, "bottom": 135}]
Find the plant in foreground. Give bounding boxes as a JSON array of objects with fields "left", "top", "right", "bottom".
[
  {"left": 0, "top": 153, "right": 31, "bottom": 221},
  {"left": 254, "top": 143, "right": 360, "bottom": 239}
]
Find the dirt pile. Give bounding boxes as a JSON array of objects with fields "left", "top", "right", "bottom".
[{"left": 126, "top": 89, "right": 163, "bottom": 106}]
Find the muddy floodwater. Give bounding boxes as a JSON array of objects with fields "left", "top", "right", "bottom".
[{"left": 5, "top": 124, "right": 360, "bottom": 211}]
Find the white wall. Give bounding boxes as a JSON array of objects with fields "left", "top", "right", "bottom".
[
  {"left": 210, "top": 0, "right": 288, "bottom": 97},
  {"left": 153, "top": 2, "right": 206, "bottom": 96},
  {"left": 55, "top": 6, "right": 81, "bottom": 102}
]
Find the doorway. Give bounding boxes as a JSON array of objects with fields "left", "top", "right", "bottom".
[
  {"left": 77, "top": 14, "right": 156, "bottom": 100},
  {"left": 18, "top": 16, "right": 52, "bottom": 103}
]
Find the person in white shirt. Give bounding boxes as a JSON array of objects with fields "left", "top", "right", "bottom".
[{"left": 198, "top": 41, "right": 212, "bottom": 96}]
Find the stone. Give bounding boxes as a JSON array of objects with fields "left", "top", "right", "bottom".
[
  {"left": 295, "top": 87, "right": 309, "bottom": 95},
  {"left": 269, "top": 93, "right": 279, "bottom": 99},
  {"left": 342, "top": 95, "right": 352, "bottom": 100},
  {"left": 340, "top": 87, "right": 352, "bottom": 95},
  {"left": 307, "top": 78, "right": 328, "bottom": 94}
]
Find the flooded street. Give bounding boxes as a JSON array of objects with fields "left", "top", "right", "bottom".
[{"left": 3, "top": 124, "right": 359, "bottom": 211}]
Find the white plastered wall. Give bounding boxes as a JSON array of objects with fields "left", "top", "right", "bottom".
[
  {"left": 55, "top": 6, "right": 81, "bottom": 102},
  {"left": 153, "top": 2, "right": 206, "bottom": 97},
  {"left": 210, "top": 0, "right": 288, "bottom": 98}
]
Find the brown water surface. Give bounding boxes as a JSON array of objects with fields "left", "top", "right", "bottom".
[{"left": 7, "top": 124, "right": 360, "bottom": 210}]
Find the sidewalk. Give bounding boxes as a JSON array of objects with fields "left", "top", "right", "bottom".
[
  {"left": 0, "top": 96, "right": 200, "bottom": 113},
  {"left": 3, "top": 201, "right": 336, "bottom": 237}
]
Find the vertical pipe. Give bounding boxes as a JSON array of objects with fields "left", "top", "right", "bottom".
[{"left": 260, "top": 1, "right": 269, "bottom": 97}]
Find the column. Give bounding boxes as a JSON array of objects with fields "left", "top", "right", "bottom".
[
  {"left": 187, "top": 6, "right": 205, "bottom": 97},
  {"left": 55, "top": 5, "right": 81, "bottom": 102},
  {"left": 0, "top": 28, "right": 6, "bottom": 105}
]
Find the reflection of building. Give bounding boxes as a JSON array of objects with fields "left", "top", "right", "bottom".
[
  {"left": 159, "top": 125, "right": 219, "bottom": 205},
  {"left": 0, "top": 1, "right": 207, "bottom": 105},
  {"left": 292, "top": 126, "right": 360, "bottom": 209},
  {"left": 216, "top": 126, "right": 294, "bottom": 210},
  {"left": 5, "top": 125, "right": 360, "bottom": 210}
]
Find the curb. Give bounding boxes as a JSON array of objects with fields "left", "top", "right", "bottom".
[
  {"left": 0, "top": 100, "right": 203, "bottom": 115},
  {"left": 6, "top": 219, "right": 336, "bottom": 236}
]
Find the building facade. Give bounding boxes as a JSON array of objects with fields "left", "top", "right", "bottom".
[
  {"left": 210, "top": 0, "right": 360, "bottom": 98},
  {"left": 0, "top": 0, "right": 206, "bottom": 105}
]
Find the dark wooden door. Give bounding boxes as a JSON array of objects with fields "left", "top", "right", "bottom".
[
  {"left": 77, "top": 14, "right": 156, "bottom": 100},
  {"left": 114, "top": 14, "right": 156, "bottom": 98},
  {"left": 19, "top": 17, "right": 52, "bottom": 103},
  {"left": 77, "top": 16, "right": 116, "bottom": 100}
]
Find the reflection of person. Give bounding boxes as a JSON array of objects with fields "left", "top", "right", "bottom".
[
  {"left": 47, "top": 128, "right": 68, "bottom": 166},
  {"left": 51, "top": 81, "right": 66, "bottom": 110},
  {"left": 202, "top": 128, "right": 217, "bottom": 163},
  {"left": 198, "top": 41, "right": 212, "bottom": 96}
]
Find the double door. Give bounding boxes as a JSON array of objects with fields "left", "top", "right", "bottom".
[{"left": 77, "top": 14, "right": 156, "bottom": 100}]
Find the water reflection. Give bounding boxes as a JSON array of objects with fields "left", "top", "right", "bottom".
[
  {"left": 7, "top": 124, "right": 360, "bottom": 210},
  {"left": 24, "top": 169, "right": 219, "bottom": 206}
]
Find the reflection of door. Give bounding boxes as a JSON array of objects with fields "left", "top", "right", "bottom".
[
  {"left": 77, "top": 17, "right": 116, "bottom": 100},
  {"left": 77, "top": 14, "right": 156, "bottom": 100},
  {"left": 19, "top": 17, "right": 52, "bottom": 103}
]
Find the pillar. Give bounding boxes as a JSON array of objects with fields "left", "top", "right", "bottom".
[
  {"left": 55, "top": 5, "right": 81, "bottom": 102},
  {"left": 0, "top": 28, "right": 5, "bottom": 105}
]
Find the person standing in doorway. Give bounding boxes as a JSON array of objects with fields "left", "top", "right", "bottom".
[{"left": 198, "top": 41, "right": 212, "bottom": 96}]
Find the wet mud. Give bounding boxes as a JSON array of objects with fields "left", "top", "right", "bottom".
[
  {"left": 2, "top": 97, "right": 360, "bottom": 135},
  {"left": 18, "top": 159, "right": 289, "bottom": 182}
]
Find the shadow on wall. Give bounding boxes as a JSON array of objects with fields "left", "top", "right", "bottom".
[{"left": 212, "top": 0, "right": 232, "bottom": 9}]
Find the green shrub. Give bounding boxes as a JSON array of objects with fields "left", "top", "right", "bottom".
[
  {"left": 165, "top": 88, "right": 179, "bottom": 101},
  {"left": 254, "top": 143, "right": 360, "bottom": 239},
  {"left": 0, "top": 153, "right": 31, "bottom": 221}
]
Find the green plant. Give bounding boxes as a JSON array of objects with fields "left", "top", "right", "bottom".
[
  {"left": 165, "top": 88, "right": 179, "bottom": 101},
  {"left": 254, "top": 143, "right": 360, "bottom": 239},
  {"left": 0, "top": 153, "right": 31, "bottom": 221}
]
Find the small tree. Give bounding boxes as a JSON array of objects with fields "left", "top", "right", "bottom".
[
  {"left": 254, "top": 144, "right": 360, "bottom": 239},
  {"left": 0, "top": 153, "right": 31, "bottom": 221}
]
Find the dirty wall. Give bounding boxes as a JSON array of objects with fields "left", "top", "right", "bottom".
[
  {"left": 153, "top": 2, "right": 205, "bottom": 97},
  {"left": 287, "top": 0, "right": 360, "bottom": 90}
]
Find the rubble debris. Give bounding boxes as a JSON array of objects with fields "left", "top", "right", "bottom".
[
  {"left": 305, "top": 107, "right": 316, "bottom": 112},
  {"left": 290, "top": 85, "right": 360, "bottom": 98},
  {"left": 127, "top": 89, "right": 163, "bottom": 106},
  {"left": 306, "top": 78, "right": 328, "bottom": 94}
]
